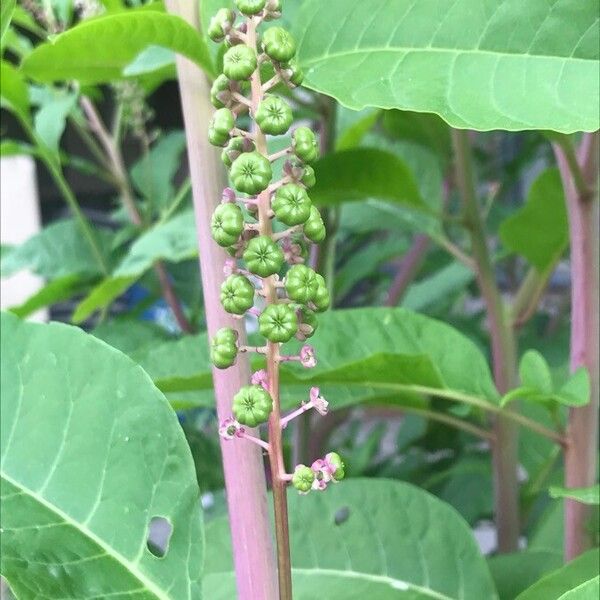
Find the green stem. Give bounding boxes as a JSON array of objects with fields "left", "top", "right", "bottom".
[
  {"left": 18, "top": 116, "right": 109, "bottom": 276},
  {"left": 452, "top": 128, "right": 520, "bottom": 552}
]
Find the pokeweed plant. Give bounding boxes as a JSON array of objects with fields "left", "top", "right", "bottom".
[{"left": 205, "top": 2, "right": 343, "bottom": 595}]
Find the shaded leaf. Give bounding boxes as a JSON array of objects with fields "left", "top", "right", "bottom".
[
  {"left": 34, "top": 89, "right": 78, "bottom": 152},
  {"left": 123, "top": 45, "right": 176, "bottom": 76},
  {"left": 549, "top": 484, "right": 599, "bottom": 506},
  {"left": 500, "top": 169, "right": 568, "bottom": 271},
  {"left": 335, "top": 107, "right": 380, "bottom": 151},
  {"left": 296, "top": 0, "right": 599, "bottom": 133},
  {"left": 71, "top": 276, "right": 138, "bottom": 324},
  {"left": 21, "top": 10, "right": 214, "bottom": 84},
  {"left": 520, "top": 350, "right": 553, "bottom": 394},
  {"left": 0, "top": 312, "right": 202, "bottom": 598},
  {"left": 0, "top": 60, "right": 29, "bottom": 118}
]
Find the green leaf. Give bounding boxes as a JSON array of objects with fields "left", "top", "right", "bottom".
[
  {"left": 516, "top": 549, "right": 599, "bottom": 600},
  {"left": 34, "top": 89, "right": 78, "bottom": 152},
  {"left": 9, "top": 274, "right": 94, "bottom": 318},
  {"left": 0, "top": 0, "right": 15, "bottom": 43},
  {"left": 335, "top": 108, "right": 380, "bottom": 151},
  {"left": 488, "top": 550, "right": 562, "bottom": 600},
  {"left": 500, "top": 169, "right": 568, "bottom": 271},
  {"left": 204, "top": 479, "right": 498, "bottom": 599},
  {"left": 520, "top": 350, "right": 553, "bottom": 394},
  {"left": 556, "top": 367, "right": 591, "bottom": 407},
  {"left": 0, "top": 219, "right": 112, "bottom": 279},
  {"left": 115, "top": 209, "right": 198, "bottom": 277},
  {"left": 130, "top": 131, "right": 187, "bottom": 209},
  {"left": 92, "top": 317, "right": 172, "bottom": 355},
  {"left": 0, "top": 60, "right": 29, "bottom": 118},
  {"left": 123, "top": 45, "right": 176, "bottom": 76},
  {"left": 296, "top": 0, "right": 599, "bottom": 133},
  {"left": 549, "top": 484, "right": 599, "bottom": 506},
  {"left": 0, "top": 312, "right": 202, "bottom": 598},
  {"left": 312, "top": 148, "right": 428, "bottom": 210},
  {"left": 558, "top": 577, "right": 599, "bottom": 599},
  {"left": 71, "top": 275, "right": 138, "bottom": 324},
  {"left": 21, "top": 10, "right": 214, "bottom": 84}
]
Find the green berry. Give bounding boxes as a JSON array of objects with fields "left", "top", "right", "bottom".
[
  {"left": 208, "top": 107, "right": 235, "bottom": 146},
  {"left": 301, "top": 165, "right": 316, "bottom": 188},
  {"left": 292, "top": 464, "right": 315, "bottom": 493},
  {"left": 210, "top": 74, "right": 231, "bottom": 109},
  {"left": 211, "top": 327, "right": 238, "bottom": 369},
  {"left": 222, "top": 136, "right": 246, "bottom": 168},
  {"left": 208, "top": 8, "right": 235, "bottom": 43},
  {"left": 326, "top": 452, "right": 345, "bottom": 481},
  {"left": 223, "top": 44, "right": 257, "bottom": 80},
  {"left": 292, "top": 303, "right": 318, "bottom": 339},
  {"left": 243, "top": 235, "right": 284, "bottom": 277},
  {"left": 312, "top": 273, "right": 330, "bottom": 312},
  {"left": 262, "top": 27, "right": 297, "bottom": 63},
  {"left": 211, "top": 203, "right": 244, "bottom": 247},
  {"left": 292, "top": 127, "right": 319, "bottom": 163},
  {"left": 234, "top": 0, "right": 266, "bottom": 16},
  {"left": 259, "top": 303, "right": 298, "bottom": 342},
  {"left": 283, "top": 58, "right": 304, "bottom": 87},
  {"left": 272, "top": 183, "right": 312, "bottom": 226},
  {"left": 232, "top": 385, "right": 273, "bottom": 427},
  {"left": 285, "top": 264, "right": 318, "bottom": 303},
  {"left": 220, "top": 274, "right": 255, "bottom": 315},
  {"left": 255, "top": 95, "right": 293, "bottom": 136},
  {"left": 230, "top": 151, "right": 272, "bottom": 195},
  {"left": 303, "top": 206, "right": 326, "bottom": 243}
]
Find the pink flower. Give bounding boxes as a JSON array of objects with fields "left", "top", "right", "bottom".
[
  {"left": 218, "top": 418, "right": 244, "bottom": 440},
  {"left": 300, "top": 345, "right": 317, "bottom": 368},
  {"left": 311, "top": 458, "right": 333, "bottom": 484},
  {"left": 309, "top": 387, "right": 328, "bottom": 415},
  {"left": 251, "top": 369, "right": 269, "bottom": 391},
  {"left": 221, "top": 187, "right": 236, "bottom": 203}
]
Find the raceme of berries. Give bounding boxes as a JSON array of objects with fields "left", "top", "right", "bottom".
[{"left": 207, "top": 1, "right": 343, "bottom": 499}]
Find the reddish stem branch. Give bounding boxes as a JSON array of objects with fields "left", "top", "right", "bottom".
[
  {"left": 165, "top": 3, "right": 278, "bottom": 597},
  {"left": 553, "top": 132, "right": 599, "bottom": 561},
  {"left": 385, "top": 234, "right": 430, "bottom": 306}
]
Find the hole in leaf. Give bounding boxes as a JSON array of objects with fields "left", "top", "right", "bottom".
[
  {"left": 334, "top": 506, "right": 350, "bottom": 526},
  {"left": 146, "top": 516, "right": 172, "bottom": 558}
]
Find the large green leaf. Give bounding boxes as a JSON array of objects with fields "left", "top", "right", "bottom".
[
  {"left": 500, "top": 169, "right": 568, "bottom": 272},
  {"left": 0, "top": 60, "right": 29, "bottom": 118},
  {"left": 21, "top": 10, "right": 214, "bottom": 84},
  {"left": 0, "top": 0, "right": 15, "bottom": 43},
  {"left": 295, "top": 0, "right": 599, "bottom": 133},
  {"left": 132, "top": 308, "right": 499, "bottom": 412},
  {"left": 0, "top": 312, "right": 203, "bottom": 599},
  {"left": 516, "top": 549, "right": 599, "bottom": 600},
  {"left": 312, "top": 148, "right": 428, "bottom": 210},
  {"left": 0, "top": 219, "right": 112, "bottom": 279},
  {"left": 549, "top": 484, "right": 600, "bottom": 506},
  {"left": 204, "top": 479, "right": 498, "bottom": 599}
]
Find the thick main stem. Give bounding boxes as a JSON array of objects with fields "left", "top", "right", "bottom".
[
  {"left": 165, "top": 2, "right": 277, "bottom": 598},
  {"left": 247, "top": 18, "right": 293, "bottom": 600},
  {"left": 553, "top": 132, "right": 599, "bottom": 560},
  {"left": 452, "top": 129, "right": 520, "bottom": 552}
]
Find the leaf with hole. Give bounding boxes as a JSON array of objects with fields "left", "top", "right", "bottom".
[{"left": 0, "top": 312, "right": 203, "bottom": 599}]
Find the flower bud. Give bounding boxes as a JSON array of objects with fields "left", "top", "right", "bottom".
[
  {"left": 223, "top": 44, "right": 258, "bottom": 80},
  {"left": 230, "top": 151, "right": 273, "bottom": 195},
  {"left": 272, "top": 184, "right": 312, "bottom": 226},
  {"left": 208, "top": 8, "right": 235, "bottom": 43},
  {"left": 243, "top": 235, "right": 284, "bottom": 277},
  {"left": 234, "top": 0, "right": 266, "bottom": 16},
  {"left": 211, "top": 203, "right": 244, "bottom": 247},
  {"left": 262, "top": 27, "right": 297, "bottom": 63},
  {"left": 303, "top": 206, "right": 326, "bottom": 243},
  {"left": 255, "top": 95, "right": 294, "bottom": 136},
  {"left": 259, "top": 303, "right": 298, "bottom": 343},
  {"left": 211, "top": 327, "right": 239, "bottom": 369},
  {"left": 292, "top": 464, "right": 315, "bottom": 494},
  {"left": 232, "top": 384, "right": 273, "bottom": 427},
  {"left": 292, "top": 127, "right": 319, "bottom": 163},
  {"left": 285, "top": 264, "right": 318, "bottom": 303},
  {"left": 220, "top": 274, "right": 255, "bottom": 315}
]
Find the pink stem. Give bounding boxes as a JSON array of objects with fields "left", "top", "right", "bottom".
[
  {"left": 281, "top": 403, "right": 313, "bottom": 429},
  {"left": 553, "top": 132, "right": 599, "bottom": 561},
  {"left": 385, "top": 234, "right": 430, "bottom": 306},
  {"left": 240, "top": 431, "right": 271, "bottom": 452},
  {"left": 165, "top": 2, "right": 277, "bottom": 597}
]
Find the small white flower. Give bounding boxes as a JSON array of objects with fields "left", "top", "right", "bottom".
[
  {"left": 309, "top": 386, "right": 328, "bottom": 415},
  {"left": 300, "top": 345, "right": 317, "bottom": 368},
  {"left": 251, "top": 369, "right": 269, "bottom": 390},
  {"left": 218, "top": 418, "right": 243, "bottom": 440}
]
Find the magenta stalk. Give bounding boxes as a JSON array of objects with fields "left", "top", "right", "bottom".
[
  {"left": 165, "top": 2, "right": 278, "bottom": 597},
  {"left": 553, "top": 132, "right": 599, "bottom": 560}
]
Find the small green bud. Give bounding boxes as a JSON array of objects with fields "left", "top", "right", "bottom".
[
  {"left": 230, "top": 151, "right": 273, "bottom": 195},
  {"left": 255, "top": 95, "right": 293, "bottom": 136},
  {"left": 292, "top": 127, "right": 319, "bottom": 163},
  {"left": 211, "top": 203, "right": 244, "bottom": 247},
  {"left": 291, "top": 303, "right": 318, "bottom": 340},
  {"left": 285, "top": 264, "right": 318, "bottom": 303},
  {"left": 301, "top": 165, "right": 316, "bottom": 188},
  {"left": 223, "top": 44, "right": 258, "bottom": 80},
  {"left": 208, "top": 107, "right": 235, "bottom": 147},
  {"left": 222, "top": 136, "right": 244, "bottom": 168},
  {"left": 259, "top": 303, "right": 298, "bottom": 342},
  {"left": 211, "top": 327, "right": 238, "bottom": 369},
  {"left": 220, "top": 274, "right": 255, "bottom": 315},
  {"left": 234, "top": 0, "right": 266, "bottom": 16},
  {"left": 243, "top": 235, "right": 284, "bottom": 276},
  {"left": 208, "top": 8, "right": 235, "bottom": 42},
  {"left": 312, "top": 273, "right": 330, "bottom": 312},
  {"left": 233, "top": 385, "right": 273, "bottom": 427},
  {"left": 210, "top": 74, "right": 232, "bottom": 108},
  {"left": 272, "top": 183, "right": 312, "bottom": 226},
  {"left": 326, "top": 452, "right": 345, "bottom": 481},
  {"left": 262, "top": 27, "right": 297, "bottom": 63},
  {"left": 282, "top": 58, "right": 304, "bottom": 87},
  {"left": 292, "top": 464, "right": 315, "bottom": 493},
  {"left": 303, "top": 206, "right": 326, "bottom": 243}
]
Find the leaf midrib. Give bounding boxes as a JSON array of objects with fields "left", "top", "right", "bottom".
[
  {"left": 301, "top": 45, "right": 597, "bottom": 68},
  {"left": 1, "top": 470, "right": 169, "bottom": 600}
]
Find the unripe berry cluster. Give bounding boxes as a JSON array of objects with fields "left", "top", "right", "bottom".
[{"left": 207, "top": 1, "right": 343, "bottom": 496}]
